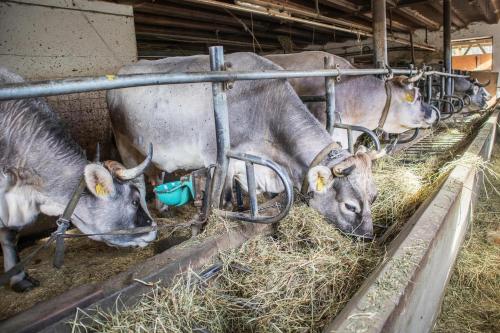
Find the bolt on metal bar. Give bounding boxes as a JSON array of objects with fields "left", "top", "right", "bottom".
[
  {"left": 209, "top": 46, "right": 231, "bottom": 209},
  {"left": 324, "top": 56, "right": 336, "bottom": 135},
  {"left": 245, "top": 161, "right": 258, "bottom": 217}
]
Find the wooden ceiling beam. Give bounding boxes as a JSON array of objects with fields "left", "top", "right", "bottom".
[
  {"left": 475, "top": 0, "right": 497, "bottom": 24},
  {"left": 428, "top": 1, "right": 467, "bottom": 28}
]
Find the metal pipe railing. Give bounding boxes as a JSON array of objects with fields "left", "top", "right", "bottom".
[
  {"left": 208, "top": 46, "right": 231, "bottom": 208},
  {"left": 324, "top": 56, "right": 336, "bottom": 135},
  {"left": 424, "top": 71, "right": 469, "bottom": 78},
  {"left": 0, "top": 67, "right": 461, "bottom": 101}
]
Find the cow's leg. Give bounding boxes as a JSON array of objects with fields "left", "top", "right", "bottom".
[{"left": 0, "top": 228, "right": 39, "bottom": 292}]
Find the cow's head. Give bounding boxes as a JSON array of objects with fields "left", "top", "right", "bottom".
[
  {"left": 306, "top": 146, "right": 382, "bottom": 239},
  {"left": 466, "top": 78, "right": 492, "bottom": 109},
  {"left": 383, "top": 74, "right": 438, "bottom": 133},
  {"left": 73, "top": 146, "right": 156, "bottom": 247}
]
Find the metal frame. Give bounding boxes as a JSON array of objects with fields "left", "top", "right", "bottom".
[{"left": 0, "top": 46, "right": 472, "bottom": 225}]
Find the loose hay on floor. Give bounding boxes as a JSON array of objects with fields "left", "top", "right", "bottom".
[
  {"left": 0, "top": 206, "right": 194, "bottom": 320},
  {"left": 69, "top": 115, "right": 492, "bottom": 333},
  {"left": 71, "top": 205, "right": 381, "bottom": 333}
]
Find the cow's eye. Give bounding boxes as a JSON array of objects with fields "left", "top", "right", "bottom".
[
  {"left": 344, "top": 203, "right": 357, "bottom": 213},
  {"left": 132, "top": 200, "right": 139, "bottom": 207}
]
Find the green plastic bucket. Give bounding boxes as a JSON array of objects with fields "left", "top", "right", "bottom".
[{"left": 154, "top": 176, "right": 195, "bottom": 207}]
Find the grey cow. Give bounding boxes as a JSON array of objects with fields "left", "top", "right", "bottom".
[
  {"left": 266, "top": 51, "right": 439, "bottom": 148},
  {"left": 107, "top": 52, "right": 384, "bottom": 241},
  {"left": 452, "top": 77, "right": 492, "bottom": 110},
  {"left": 0, "top": 67, "right": 156, "bottom": 292}
]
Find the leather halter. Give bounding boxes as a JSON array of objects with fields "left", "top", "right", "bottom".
[
  {"left": 378, "top": 80, "right": 392, "bottom": 131},
  {"left": 300, "top": 141, "right": 348, "bottom": 196}
]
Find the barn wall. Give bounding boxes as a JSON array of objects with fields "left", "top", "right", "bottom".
[
  {"left": 0, "top": 0, "right": 137, "bottom": 157},
  {"left": 413, "top": 21, "right": 500, "bottom": 74}
]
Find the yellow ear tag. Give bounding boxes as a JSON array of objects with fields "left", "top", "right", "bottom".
[
  {"left": 106, "top": 74, "right": 116, "bottom": 81},
  {"left": 405, "top": 92, "right": 414, "bottom": 103},
  {"left": 316, "top": 175, "right": 325, "bottom": 192},
  {"left": 95, "top": 183, "right": 108, "bottom": 196}
]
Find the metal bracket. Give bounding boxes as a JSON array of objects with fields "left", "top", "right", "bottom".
[
  {"left": 223, "top": 62, "right": 234, "bottom": 90},
  {"left": 214, "top": 151, "right": 293, "bottom": 224},
  {"left": 333, "top": 123, "right": 381, "bottom": 154},
  {"left": 443, "top": 95, "right": 465, "bottom": 113}
]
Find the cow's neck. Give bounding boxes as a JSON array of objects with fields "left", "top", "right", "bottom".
[
  {"left": 272, "top": 98, "right": 336, "bottom": 187},
  {"left": 37, "top": 153, "right": 88, "bottom": 211},
  {"left": 335, "top": 75, "right": 387, "bottom": 130}
]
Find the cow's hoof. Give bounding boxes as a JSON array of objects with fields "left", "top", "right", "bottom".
[{"left": 11, "top": 275, "right": 40, "bottom": 292}]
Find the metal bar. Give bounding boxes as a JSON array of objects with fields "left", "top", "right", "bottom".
[
  {"left": 440, "top": 69, "right": 446, "bottom": 99},
  {"left": 324, "top": 56, "right": 336, "bottom": 135},
  {"left": 372, "top": 0, "right": 388, "bottom": 68},
  {"left": 209, "top": 46, "right": 230, "bottom": 208},
  {"left": 443, "top": 0, "right": 452, "bottom": 114},
  {"left": 333, "top": 123, "right": 381, "bottom": 152},
  {"left": 426, "top": 74, "right": 432, "bottom": 103},
  {"left": 0, "top": 68, "right": 470, "bottom": 101},
  {"left": 347, "top": 127, "right": 354, "bottom": 153},
  {"left": 424, "top": 71, "right": 469, "bottom": 78},
  {"left": 245, "top": 161, "right": 258, "bottom": 217},
  {"left": 223, "top": 151, "right": 294, "bottom": 224}
]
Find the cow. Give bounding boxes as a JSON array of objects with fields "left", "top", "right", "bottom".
[
  {"left": 265, "top": 51, "right": 439, "bottom": 148},
  {"left": 107, "top": 52, "right": 385, "bottom": 244},
  {"left": 452, "top": 77, "right": 492, "bottom": 110},
  {"left": 0, "top": 67, "right": 157, "bottom": 292}
]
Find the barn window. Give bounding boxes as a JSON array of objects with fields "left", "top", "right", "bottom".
[{"left": 451, "top": 37, "right": 493, "bottom": 71}]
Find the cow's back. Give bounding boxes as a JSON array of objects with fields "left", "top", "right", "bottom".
[
  {"left": 107, "top": 53, "right": 309, "bottom": 173},
  {"left": 265, "top": 51, "right": 354, "bottom": 96},
  {"left": 0, "top": 67, "right": 83, "bottom": 187}
]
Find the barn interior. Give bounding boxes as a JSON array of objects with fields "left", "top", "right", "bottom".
[{"left": 0, "top": 1, "right": 499, "bottom": 332}]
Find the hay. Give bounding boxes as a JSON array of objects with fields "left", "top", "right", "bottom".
[
  {"left": 0, "top": 205, "right": 193, "bottom": 320},
  {"left": 71, "top": 204, "right": 380, "bottom": 333},
  {"left": 433, "top": 143, "right": 500, "bottom": 333},
  {"left": 68, "top": 115, "right": 492, "bottom": 332}
]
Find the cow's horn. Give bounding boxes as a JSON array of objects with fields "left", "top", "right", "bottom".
[
  {"left": 404, "top": 70, "right": 424, "bottom": 84},
  {"left": 474, "top": 78, "right": 490, "bottom": 87},
  {"left": 112, "top": 143, "right": 153, "bottom": 180}
]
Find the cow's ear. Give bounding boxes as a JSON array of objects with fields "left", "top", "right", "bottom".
[
  {"left": 307, "top": 166, "right": 334, "bottom": 193},
  {"left": 84, "top": 164, "right": 115, "bottom": 199}
]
